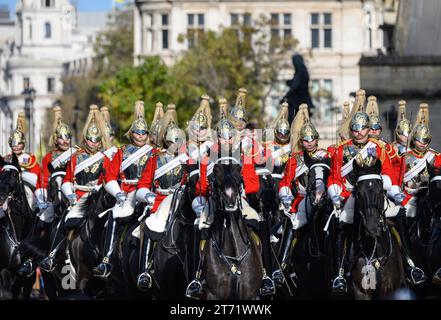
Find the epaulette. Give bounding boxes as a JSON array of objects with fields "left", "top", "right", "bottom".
[
  {"left": 429, "top": 148, "right": 441, "bottom": 156},
  {"left": 20, "top": 153, "right": 37, "bottom": 170},
  {"left": 337, "top": 139, "right": 351, "bottom": 148},
  {"left": 369, "top": 137, "right": 386, "bottom": 149}
]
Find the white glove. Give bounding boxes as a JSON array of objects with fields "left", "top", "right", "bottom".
[
  {"left": 67, "top": 194, "right": 77, "bottom": 206},
  {"left": 115, "top": 192, "right": 127, "bottom": 205},
  {"left": 145, "top": 192, "right": 156, "bottom": 205},
  {"left": 331, "top": 195, "right": 343, "bottom": 209},
  {"left": 393, "top": 192, "right": 406, "bottom": 205},
  {"left": 280, "top": 194, "right": 294, "bottom": 209},
  {"left": 192, "top": 196, "right": 207, "bottom": 217},
  {"left": 37, "top": 201, "right": 49, "bottom": 211}
]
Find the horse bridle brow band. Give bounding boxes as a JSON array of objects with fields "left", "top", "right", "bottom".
[
  {"left": 430, "top": 176, "right": 441, "bottom": 183},
  {"left": 357, "top": 174, "right": 382, "bottom": 183},
  {"left": 309, "top": 163, "right": 330, "bottom": 171},
  {"left": 2, "top": 165, "right": 19, "bottom": 172}
]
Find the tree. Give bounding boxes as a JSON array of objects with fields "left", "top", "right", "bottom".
[{"left": 98, "top": 56, "right": 196, "bottom": 143}]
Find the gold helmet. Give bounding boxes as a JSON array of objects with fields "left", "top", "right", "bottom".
[
  {"left": 366, "top": 96, "right": 381, "bottom": 130},
  {"left": 9, "top": 112, "right": 27, "bottom": 148},
  {"left": 395, "top": 100, "right": 411, "bottom": 138},
  {"left": 350, "top": 111, "right": 370, "bottom": 132},
  {"left": 49, "top": 106, "right": 72, "bottom": 147},
  {"left": 219, "top": 98, "right": 228, "bottom": 119},
  {"left": 338, "top": 89, "right": 366, "bottom": 139},
  {"left": 82, "top": 105, "right": 110, "bottom": 150},
  {"left": 273, "top": 102, "right": 290, "bottom": 144},
  {"left": 411, "top": 103, "right": 431, "bottom": 145},
  {"left": 290, "top": 104, "right": 318, "bottom": 152},
  {"left": 100, "top": 106, "right": 115, "bottom": 138},
  {"left": 150, "top": 102, "right": 164, "bottom": 148},
  {"left": 217, "top": 116, "right": 235, "bottom": 140},
  {"left": 127, "top": 101, "right": 148, "bottom": 138},
  {"left": 189, "top": 95, "right": 212, "bottom": 142},
  {"left": 159, "top": 104, "right": 184, "bottom": 146},
  {"left": 229, "top": 88, "right": 248, "bottom": 129}
]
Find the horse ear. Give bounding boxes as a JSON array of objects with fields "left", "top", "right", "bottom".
[
  {"left": 427, "top": 160, "right": 435, "bottom": 177},
  {"left": 213, "top": 164, "right": 223, "bottom": 185},
  {"left": 11, "top": 153, "right": 20, "bottom": 168},
  {"left": 303, "top": 151, "right": 312, "bottom": 167},
  {"left": 0, "top": 155, "right": 4, "bottom": 168},
  {"left": 232, "top": 164, "right": 242, "bottom": 177},
  {"left": 373, "top": 158, "right": 382, "bottom": 174},
  {"left": 352, "top": 158, "right": 361, "bottom": 174}
]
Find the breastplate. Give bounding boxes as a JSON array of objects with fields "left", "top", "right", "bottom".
[
  {"left": 343, "top": 144, "right": 361, "bottom": 186},
  {"left": 156, "top": 152, "right": 185, "bottom": 189},
  {"left": 122, "top": 144, "right": 149, "bottom": 180},
  {"left": 404, "top": 152, "right": 434, "bottom": 189},
  {"left": 75, "top": 152, "right": 103, "bottom": 186}
]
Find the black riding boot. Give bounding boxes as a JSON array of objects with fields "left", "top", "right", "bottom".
[
  {"left": 93, "top": 216, "right": 119, "bottom": 278},
  {"left": 392, "top": 210, "right": 427, "bottom": 285},
  {"left": 39, "top": 221, "right": 68, "bottom": 273},
  {"left": 272, "top": 227, "right": 295, "bottom": 287},
  {"left": 331, "top": 223, "right": 350, "bottom": 296},
  {"left": 137, "top": 237, "right": 156, "bottom": 291},
  {"left": 185, "top": 239, "right": 206, "bottom": 299}
]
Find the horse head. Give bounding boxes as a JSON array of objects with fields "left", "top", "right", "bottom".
[
  {"left": 0, "top": 154, "right": 22, "bottom": 207},
  {"left": 427, "top": 160, "right": 441, "bottom": 218},
  {"left": 213, "top": 163, "right": 242, "bottom": 213},
  {"left": 304, "top": 151, "right": 331, "bottom": 208},
  {"left": 353, "top": 156, "right": 385, "bottom": 238},
  {"left": 353, "top": 158, "right": 386, "bottom": 237}
]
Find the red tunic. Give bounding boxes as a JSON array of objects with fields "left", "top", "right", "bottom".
[{"left": 327, "top": 139, "right": 396, "bottom": 199}]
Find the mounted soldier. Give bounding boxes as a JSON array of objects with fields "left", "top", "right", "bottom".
[
  {"left": 6, "top": 112, "right": 42, "bottom": 276},
  {"left": 135, "top": 104, "right": 193, "bottom": 290},
  {"left": 327, "top": 92, "right": 426, "bottom": 295},
  {"left": 39, "top": 105, "right": 111, "bottom": 272},
  {"left": 274, "top": 104, "right": 330, "bottom": 284},
  {"left": 93, "top": 101, "right": 154, "bottom": 278}
]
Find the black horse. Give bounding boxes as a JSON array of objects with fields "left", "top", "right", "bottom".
[
  {"left": 413, "top": 162, "right": 441, "bottom": 294},
  {"left": 0, "top": 155, "right": 35, "bottom": 299},
  {"left": 274, "top": 152, "right": 331, "bottom": 298},
  {"left": 202, "top": 163, "right": 263, "bottom": 299},
  {"left": 350, "top": 158, "right": 404, "bottom": 299},
  {"left": 121, "top": 164, "right": 197, "bottom": 299}
]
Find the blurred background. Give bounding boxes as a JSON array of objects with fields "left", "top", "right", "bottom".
[{"left": 0, "top": 0, "right": 440, "bottom": 156}]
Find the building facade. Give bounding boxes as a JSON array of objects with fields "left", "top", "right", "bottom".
[
  {"left": 0, "top": 0, "right": 106, "bottom": 155},
  {"left": 134, "top": 0, "right": 398, "bottom": 133}
]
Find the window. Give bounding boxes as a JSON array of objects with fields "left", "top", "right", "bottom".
[
  {"left": 310, "top": 13, "right": 332, "bottom": 49},
  {"left": 23, "top": 77, "right": 30, "bottom": 90},
  {"left": 231, "top": 13, "right": 239, "bottom": 26},
  {"left": 270, "top": 13, "right": 292, "bottom": 45},
  {"left": 187, "top": 13, "right": 204, "bottom": 48},
  {"left": 42, "top": 0, "right": 55, "bottom": 8},
  {"left": 47, "top": 77, "right": 55, "bottom": 93},
  {"left": 27, "top": 18, "right": 32, "bottom": 40},
  {"left": 146, "top": 13, "right": 153, "bottom": 52},
  {"left": 161, "top": 14, "right": 169, "bottom": 49},
  {"left": 310, "top": 79, "right": 333, "bottom": 122},
  {"left": 45, "top": 22, "right": 51, "bottom": 39},
  {"left": 230, "top": 13, "right": 253, "bottom": 44}
]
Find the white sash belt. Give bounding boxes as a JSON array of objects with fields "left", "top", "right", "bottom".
[
  {"left": 121, "top": 144, "right": 153, "bottom": 172},
  {"left": 154, "top": 153, "right": 189, "bottom": 180},
  {"left": 51, "top": 148, "right": 77, "bottom": 169},
  {"left": 271, "top": 144, "right": 291, "bottom": 159},
  {"left": 74, "top": 152, "right": 105, "bottom": 175},
  {"left": 404, "top": 152, "right": 435, "bottom": 183},
  {"left": 341, "top": 141, "right": 376, "bottom": 177}
]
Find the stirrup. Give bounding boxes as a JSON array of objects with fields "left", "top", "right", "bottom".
[
  {"left": 259, "top": 275, "right": 276, "bottom": 296},
  {"left": 272, "top": 269, "right": 284, "bottom": 286},
  {"left": 407, "top": 267, "right": 427, "bottom": 285},
  {"left": 17, "top": 259, "right": 35, "bottom": 278},
  {"left": 331, "top": 275, "right": 347, "bottom": 295},
  {"left": 137, "top": 271, "right": 153, "bottom": 291},
  {"left": 185, "top": 279, "right": 203, "bottom": 299},
  {"left": 432, "top": 268, "right": 441, "bottom": 286},
  {"left": 39, "top": 256, "right": 56, "bottom": 273},
  {"left": 93, "top": 262, "right": 112, "bottom": 279}
]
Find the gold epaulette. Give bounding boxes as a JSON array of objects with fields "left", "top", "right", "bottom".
[
  {"left": 369, "top": 137, "right": 386, "bottom": 149},
  {"left": 429, "top": 148, "right": 441, "bottom": 156},
  {"left": 337, "top": 139, "right": 351, "bottom": 148}
]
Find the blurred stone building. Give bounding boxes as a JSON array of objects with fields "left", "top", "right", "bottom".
[
  {"left": 360, "top": 0, "right": 441, "bottom": 149},
  {"left": 134, "top": 0, "right": 398, "bottom": 142}
]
